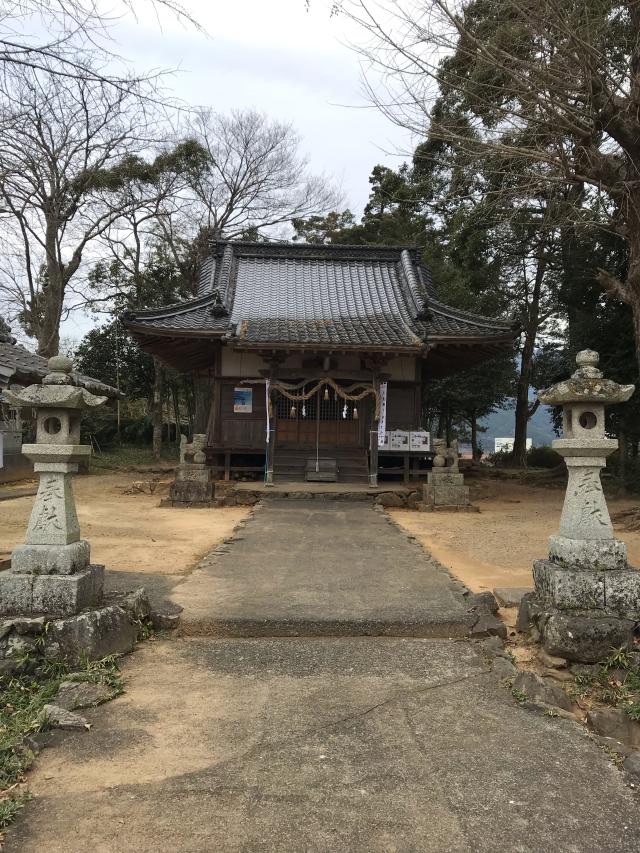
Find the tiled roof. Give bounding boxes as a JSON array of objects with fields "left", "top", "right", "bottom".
[
  {"left": 0, "top": 336, "right": 122, "bottom": 397},
  {"left": 124, "top": 241, "right": 516, "bottom": 351}
]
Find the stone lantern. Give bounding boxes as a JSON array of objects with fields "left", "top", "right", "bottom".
[
  {"left": 0, "top": 355, "right": 107, "bottom": 617},
  {"left": 520, "top": 350, "right": 637, "bottom": 661}
]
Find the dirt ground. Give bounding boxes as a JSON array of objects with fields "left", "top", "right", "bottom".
[
  {"left": 0, "top": 473, "right": 249, "bottom": 575},
  {"left": 390, "top": 479, "right": 640, "bottom": 594},
  {"left": 2, "top": 472, "right": 640, "bottom": 595}
]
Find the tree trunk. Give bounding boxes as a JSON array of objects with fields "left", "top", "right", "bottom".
[
  {"left": 445, "top": 400, "right": 452, "bottom": 445},
  {"left": 470, "top": 409, "right": 479, "bottom": 461},
  {"left": 193, "top": 375, "right": 211, "bottom": 434},
  {"left": 152, "top": 356, "right": 163, "bottom": 461},
  {"left": 631, "top": 288, "right": 640, "bottom": 382},
  {"left": 618, "top": 428, "right": 628, "bottom": 496},
  {"left": 38, "top": 250, "right": 64, "bottom": 358},
  {"left": 512, "top": 253, "right": 547, "bottom": 467}
]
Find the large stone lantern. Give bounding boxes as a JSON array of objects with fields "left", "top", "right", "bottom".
[
  {"left": 520, "top": 350, "right": 637, "bottom": 662},
  {"left": 540, "top": 349, "right": 634, "bottom": 572},
  {"left": 0, "top": 355, "right": 107, "bottom": 617}
]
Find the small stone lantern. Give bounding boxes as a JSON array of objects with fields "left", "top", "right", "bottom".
[
  {"left": 0, "top": 355, "right": 107, "bottom": 617},
  {"left": 520, "top": 350, "right": 638, "bottom": 662}
]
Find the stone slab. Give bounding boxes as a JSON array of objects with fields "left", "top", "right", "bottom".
[
  {"left": 0, "top": 564, "right": 104, "bottom": 617},
  {"left": 6, "top": 637, "right": 640, "bottom": 853},
  {"left": 493, "top": 587, "right": 532, "bottom": 608},
  {"left": 11, "top": 539, "right": 90, "bottom": 575},
  {"left": 549, "top": 534, "right": 627, "bottom": 571}
]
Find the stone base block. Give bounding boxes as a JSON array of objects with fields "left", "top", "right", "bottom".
[
  {"left": 533, "top": 559, "right": 605, "bottom": 610},
  {"left": 417, "top": 502, "right": 479, "bottom": 513},
  {"left": 44, "top": 604, "right": 137, "bottom": 663},
  {"left": 160, "top": 497, "right": 214, "bottom": 508},
  {"left": 169, "top": 480, "right": 213, "bottom": 505},
  {"left": 534, "top": 559, "right": 640, "bottom": 618},
  {"left": 0, "top": 564, "right": 104, "bottom": 618},
  {"left": 540, "top": 610, "right": 634, "bottom": 663},
  {"left": 167, "top": 463, "right": 213, "bottom": 506},
  {"left": 549, "top": 535, "right": 627, "bottom": 571},
  {"left": 427, "top": 471, "right": 464, "bottom": 487},
  {"left": 423, "top": 484, "right": 471, "bottom": 508},
  {"left": 11, "top": 539, "right": 90, "bottom": 576}
]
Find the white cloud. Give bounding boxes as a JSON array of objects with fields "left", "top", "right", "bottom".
[{"left": 59, "top": 0, "right": 414, "bottom": 342}]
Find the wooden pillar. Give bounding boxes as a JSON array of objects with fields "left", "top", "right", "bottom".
[
  {"left": 403, "top": 453, "right": 410, "bottom": 484},
  {"left": 224, "top": 451, "right": 231, "bottom": 481},
  {"left": 369, "top": 373, "right": 379, "bottom": 487},
  {"left": 264, "top": 356, "right": 282, "bottom": 486}
]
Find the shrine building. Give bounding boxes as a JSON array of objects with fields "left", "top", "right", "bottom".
[{"left": 124, "top": 241, "right": 517, "bottom": 485}]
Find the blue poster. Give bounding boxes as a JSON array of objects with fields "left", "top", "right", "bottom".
[{"left": 234, "top": 387, "right": 253, "bottom": 413}]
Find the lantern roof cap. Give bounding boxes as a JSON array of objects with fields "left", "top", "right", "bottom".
[
  {"left": 0, "top": 354, "right": 108, "bottom": 410},
  {"left": 538, "top": 350, "right": 635, "bottom": 406}
]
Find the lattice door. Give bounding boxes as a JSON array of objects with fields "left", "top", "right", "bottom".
[{"left": 275, "top": 384, "right": 361, "bottom": 447}]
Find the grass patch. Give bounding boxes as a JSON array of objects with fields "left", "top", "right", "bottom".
[
  {"left": 0, "top": 654, "right": 123, "bottom": 833},
  {"left": 89, "top": 443, "right": 178, "bottom": 472},
  {"left": 571, "top": 647, "right": 640, "bottom": 715}
]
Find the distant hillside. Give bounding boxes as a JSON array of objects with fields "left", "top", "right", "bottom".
[{"left": 477, "top": 402, "right": 556, "bottom": 453}]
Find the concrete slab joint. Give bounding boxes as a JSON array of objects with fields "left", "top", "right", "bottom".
[{"left": 518, "top": 350, "right": 637, "bottom": 662}]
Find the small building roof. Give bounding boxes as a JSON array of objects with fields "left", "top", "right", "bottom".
[
  {"left": 123, "top": 241, "right": 518, "bottom": 374},
  {"left": 0, "top": 330, "right": 122, "bottom": 398}
]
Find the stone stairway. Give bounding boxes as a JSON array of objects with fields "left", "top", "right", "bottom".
[{"left": 273, "top": 447, "right": 369, "bottom": 483}]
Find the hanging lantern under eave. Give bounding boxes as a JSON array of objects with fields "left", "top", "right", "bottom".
[
  {"left": 290, "top": 404, "right": 297, "bottom": 418},
  {"left": 353, "top": 405, "right": 358, "bottom": 420}
]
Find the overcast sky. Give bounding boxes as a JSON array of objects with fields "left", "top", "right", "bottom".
[{"left": 56, "top": 0, "right": 412, "bottom": 344}]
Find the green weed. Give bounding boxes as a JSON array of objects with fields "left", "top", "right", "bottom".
[{"left": 512, "top": 688, "right": 527, "bottom": 704}]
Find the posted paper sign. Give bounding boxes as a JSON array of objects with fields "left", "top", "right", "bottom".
[
  {"left": 233, "top": 387, "right": 253, "bottom": 413},
  {"left": 390, "top": 430, "right": 409, "bottom": 450},
  {"left": 410, "top": 431, "right": 431, "bottom": 452},
  {"left": 378, "top": 431, "right": 390, "bottom": 450}
]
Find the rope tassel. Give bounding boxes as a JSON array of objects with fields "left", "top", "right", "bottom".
[{"left": 271, "top": 377, "right": 380, "bottom": 419}]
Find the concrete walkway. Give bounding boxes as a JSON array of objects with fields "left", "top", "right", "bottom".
[
  {"left": 172, "top": 501, "right": 475, "bottom": 636},
  {"left": 7, "top": 638, "right": 640, "bottom": 853},
  {"left": 5, "top": 501, "right": 640, "bottom": 852}
]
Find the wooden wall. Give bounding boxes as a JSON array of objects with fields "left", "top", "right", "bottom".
[
  {"left": 385, "top": 383, "right": 421, "bottom": 431},
  {"left": 216, "top": 381, "right": 267, "bottom": 449}
]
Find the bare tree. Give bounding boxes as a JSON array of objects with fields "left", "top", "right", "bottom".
[
  {"left": 341, "top": 0, "right": 640, "bottom": 373},
  {"left": 179, "top": 108, "right": 342, "bottom": 240},
  {"left": 0, "top": 0, "right": 199, "bottom": 85},
  {"left": 0, "top": 65, "right": 175, "bottom": 356}
]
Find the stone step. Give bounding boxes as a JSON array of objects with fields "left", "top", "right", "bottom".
[{"left": 177, "top": 612, "right": 477, "bottom": 639}]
